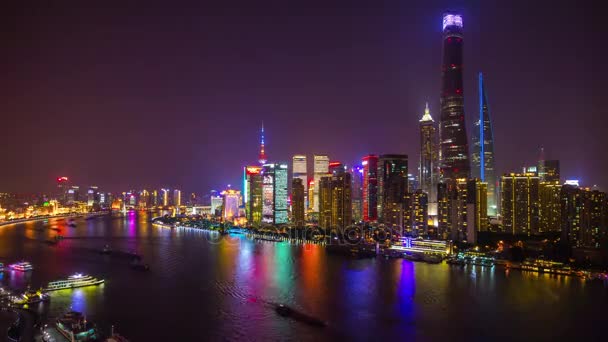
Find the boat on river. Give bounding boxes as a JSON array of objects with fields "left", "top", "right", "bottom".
[
  {"left": 9, "top": 261, "right": 33, "bottom": 272},
  {"left": 56, "top": 311, "right": 99, "bottom": 341},
  {"left": 44, "top": 273, "right": 105, "bottom": 291}
]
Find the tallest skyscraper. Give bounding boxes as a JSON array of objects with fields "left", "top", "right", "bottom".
[{"left": 439, "top": 13, "right": 470, "bottom": 181}]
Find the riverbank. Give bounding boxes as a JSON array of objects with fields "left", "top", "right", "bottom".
[{"left": 0, "top": 214, "right": 71, "bottom": 227}]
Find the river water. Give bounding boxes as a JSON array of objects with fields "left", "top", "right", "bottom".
[{"left": 0, "top": 212, "right": 606, "bottom": 341}]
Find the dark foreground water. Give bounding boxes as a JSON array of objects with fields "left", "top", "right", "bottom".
[{"left": 1, "top": 212, "right": 607, "bottom": 341}]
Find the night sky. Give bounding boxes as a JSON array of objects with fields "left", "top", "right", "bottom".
[{"left": 0, "top": 0, "right": 604, "bottom": 194}]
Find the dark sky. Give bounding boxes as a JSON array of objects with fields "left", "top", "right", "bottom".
[{"left": 0, "top": 0, "right": 605, "bottom": 194}]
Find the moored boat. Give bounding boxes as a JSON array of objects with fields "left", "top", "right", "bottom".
[{"left": 56, "top": 311, "right": 98, "bottom": 341}]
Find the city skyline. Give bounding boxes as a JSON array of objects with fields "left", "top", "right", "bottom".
[{"left": 0, "top": 1, "right": 605, "bottom": 195}]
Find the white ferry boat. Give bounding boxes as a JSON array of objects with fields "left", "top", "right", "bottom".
[
  {"left": 9, "top": 261, "right": 34, "bottom": 272},
  {"left": 44, "top": 273, "right": 105, "bottom": 291}
]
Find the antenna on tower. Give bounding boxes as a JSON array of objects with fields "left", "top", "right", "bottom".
[{"left": 258, "top": 121, "right": 267, "bottom": 165}]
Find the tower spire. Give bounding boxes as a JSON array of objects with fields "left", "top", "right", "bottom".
[
  {"left": 420, "top": 102, "right": 434, "bottom": 122},
  {"left": 258, "top": 121, "right": 267, "bottom": 165}
]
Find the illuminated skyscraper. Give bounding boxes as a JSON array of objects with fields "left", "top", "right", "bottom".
[
  {"left": 439, "top": 13, "right": 470, "bottom": 180},
  {"left": 222, "top": 189, "right": 241, "bottom": 220},
  {"left": 378, "top": 154, "right": 408, "bottom": 228},
  {"left": 409, "top": 189, "right": 428, "bottom": 236},
  {"left": 262, "top": 163, "right": 288, "bottom": 224},
  {"left": 362, "top": 155, "right": 378, "bottom": 222},
  {"left": 501, "top": 173, "right": 539, "bottom": 235},
  {"left": 56, "top": 176, "right": 69, "bottom": 204},
  {"left": 87, "top": 186, "right": 99, "bottom": 206},
  {"left": 291, "top": 178, "right": 305, "bottom": 226},
  {"left": 318, "top": 172, "right": 352, "bottom": 229},
  {"left": 244, "top": 166, "right": 263, "bottom": 226},
  {"left": 173, "top": 189, "right": 182, "bottom": 207},
  {"left": 419, "top": 103, "right": 438, "bottom": 209},
  {"left": 539, "top": 181, "right": 562, "bottom": 233},
  {"left": 351, "top": 165, "right": 364, "bottom": 222},
  {"left": 292, "top": 155, "right": 307, "bottom": 205},
  {"left": 471, "top": 72, "right": 498, "bottom": 216},
  {"left": 312, "top": 155, "right": 330, "bottom": 212},
  {"left": 161, "top": 189, "right": 169, "bottom": 206}
]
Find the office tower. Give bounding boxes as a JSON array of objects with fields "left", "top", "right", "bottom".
[
  {"left": 318, "top": 172, "right": 352, "bottom": 229},
  {"left": 466, "top": 179, "right": 488, "bottom": 244},
  {"left": 329, "top": 161, "right": 344, "bottom": 175},
  {"left": 312, "top": 155, "right": 330, "bottom": 212},
  {"left": 538, "top": 181, "right": 562, "bottom": 233},
  {"left": 378, "top": 154, "right": 408, "bottom": 228},
  {"left": 437, "top": 182, "right": 450, "bottom": 237},
  {"left": 308, "top": 180, "right": 315, "bottom": 214},
  {"left": 161, "top": 189, "right": 169, "bottom": 206},
  {"left": 151, "top": 190, "right": 159, "bottom": 207},
  {"left": 139, "top": 190, "right": 149, "bottom": 209},
  {"left": 448, "top": 179, "right": 468, "bottom": 242},
  {"left": 87, "top": 186, "right": 99, "bottom": 206},
  {"left": 222, "top": 189, "right": 240, "bottom": 220},
  {"left": 410, "top": 189, "right": 428, "bottom": 235},
  {"left": 173, "top": 189, "right": 181, "bottom": 207},
  {"left": 211, "top": 195, "right": 223, "bottom": 216},
  {"left": 56, "top": 176, "right": 69, "bottom": 204},
  {"left": 292, "top": 155, "right": 307, "bottom": 201},
  {"left": 262, "top": 163, "right": 289, "bottom": 224},
  {"left": 318, "top": 177, "right": 332, "bottom": 228},
  {"left": 292, "top": 178, "right": 305, "bottom": 226},
  {"left": 544, "top": 160, "right": 560, "bottom": 182},
  {"left": 439, "top": 13, "right": 470, "bottom": 180},
  {"left": 258, "top": 123, "right": 267, "bottom": 165},
  {"left": 419, "top": 103, "right": 438, "bottom": 205},
  {"left": 471, "top": 72, "right": 498, "bottom": 216},
  {"left": 351, "top": 165, "right": 364, "bottom": 222},
  {"left": 362, "top": 155, "right": 379, "bottom": 222},
  {"left": 189, "top": 193, "right": 197, "bottom": 206},
  {"left": 501, "top": 173, "right": 540, "bottom": 235},
  {"left": 67, "top": 186, "right": 80, "bottom": 204},
  {"left": 244, "top": 166, "right": 263, "bottom": 226}
]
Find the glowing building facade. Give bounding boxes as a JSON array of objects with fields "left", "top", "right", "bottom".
[
  {"left": 419, "top": 103, "right": 438, "bottom": 210},
  {"left": 222, "top": 189, "right": 241, "bottom": 220},
  {"left": 362, "top": 155, "right": 378, "bottom": 222},
  {"left": 262, "top": 163, "right": 288, "bottom": 224},
  {"left": 378, "top": 154, "right": 408, "bottom": 228},
  {"left": 292, "top": 155, "right": 307, "bottom": 205},
  {"left": 471, "top": 72, "right": 497, "bottom": 216},
  {"left": 439, "top": 13, "right": 470, "bottom": 181},
  {"left": 312, "top": 155, "right": 329, "bottom": 212},
  {"left": 501, "top": 173, "right": 539, "bottom": 235},
  {"left": 291, "top": 178, "right": 305, "bottom": 226},
  {"left": 244, "top": 166, "right": 263, "bottom": 226}
]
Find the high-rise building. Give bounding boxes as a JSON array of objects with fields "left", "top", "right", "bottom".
[
  {"left": 291, "top": 178, "right": 305, "bottom": 226},
  {"left": 318, "top": 177, "right": 332, "bottom": 229},
  {"left": 328, "top": 161, "right": 344, "bottom": 175},
  {"left": 378, "top": 154, "right": 408, "bottom": 228},
  {"left": 173, "top": 189, "right": 181, "bottom": 207},
  {"left": 439, "top": 13, "right": 470, "bottom": 181},
  {"left": 244, "top": 166, "right": 263, "bottom": 226},
  {"left": 211, "top": 195, "right": 223, "bottom": 216},
  {"left": 161, "top": 189, "right": 169, "bottom": 206},
  {"left": 419, "top": 103, "right": 438, "bottom": 210},
  {"left": 151, "top": 190, "right": 159, "bottom": 207},
  {"left": 308, "top": 180, "right": 315, "bottom": 215},
  {"left": 222, "top": 189, "right": 241, "bottom": 220},
  {"left": 318, "top": 172, "right": 352, "bottom": 229},
  {"left": 87, "top": 186, "right": 99, "bottom": 206},
  {"left": 312, "top": 155, "right": 330, "bottom": 212},
  {"left": 471, "top": 72, "right": 498, "bottom": 216},
  {"left": 544, "top": 160, "right": 560, "bottom": 182},
  {"left": 262, "top": 163, "right": 289, "bottom": 225},
  {"left": 410, "top": 189, "right": 429, "bottom": 236},
  {"left": 466, "top": 179, "right": 488, "bottom": 244},
  {"left": 501, "top": 173, "right": 539, "bottom": 235},
  {"left": 351, "top": 165, "right": 364, "bottom": 222},
  {"left": 139, "top": 190, "right": 150, "bottom": 209},
  {"left": 331, "top": 172, "right": 352, "bottom": 229},
  {"left": 66, "top": 186, "right": 80, "bottom": 204},
  {"left": 56, "top": 177, "right": 69, "bottom": 204},
  {"left": 539, "top": 181, "right": 562, "bottom": 233},
  {"left": 292, "top": 155, "right": 307, "bottom": 205},
  {"left": 362, "top": 155, "right": 378, "bottom": 222}
]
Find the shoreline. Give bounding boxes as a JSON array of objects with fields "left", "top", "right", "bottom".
[{"left": 0, "top": 214, "right": 72, "bottom": 227}]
